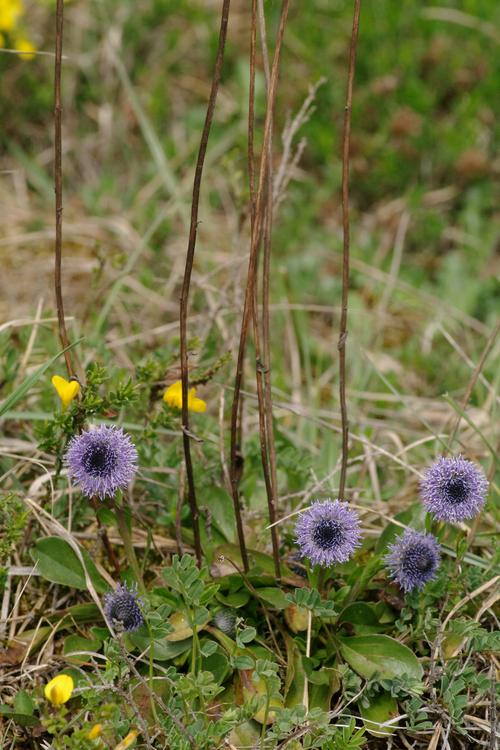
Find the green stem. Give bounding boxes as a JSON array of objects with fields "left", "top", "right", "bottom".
[
  {"left": 260, "top": 690, "right": 271, "bottom": 750},
  {"left": 115, "top": 504, "right": 144, "bottom": 593}
]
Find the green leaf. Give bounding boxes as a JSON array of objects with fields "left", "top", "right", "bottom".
[
  {"left": 201, "top": 487, "right": 237, "bottom": 543},
  {"left": 13, "top": 691, "right": 35, "bottom": 716},
  {"left": 128, "top": 631, "right": 192, "bottom": 660},
  {"left": 238, "top": 627, "right": 257, "bottom": 644},
  {"left": 63, "top": 635, "right": 102, "bottom": 665},
  {"left": 96, "top": 507, "right": 116, "bottom": 527},
  {"left": 338, "top": 635, "right": 423, "bottom": 681},
  {"left": 47, "top": 603, "right": 101, "bottom": 625},
  {"left": 0, "top": 705, "right": 39, "bottom": 727},
  {"left": 201, "top": 644, "right": 230, "bottom": 684},
  {"left": 309, "top": 668, "right": 340, "bottom": 712},
  {"left": 216, "top": 590, "right": 250, "bottom": 608},
  {"left": 31, "top": 537, "right": 108, "bottom": 594},
  {"left": 338, "top": 602, "right": 382, "bottom": 634},
  {"left": 375, "top": 507, "right": 421, "bottom": 554},
  {"left": 200, "top": 639, "right": 218, "bottom": 658},
  {"left": 284, "top": 636, "right": 306, "bottom": 708},
  {"left": 234, "top": 654, "right": 255, "bottom": 670},
  {"left": 359, "top": 691, "right": 399, "bottom": 737},
  {"left": 255, "top": 587, "right": 289, "bottom": 610},
  {"left": 0, "top": 340, "right": 81, "bottom": 417},
  {"left": 211, "top": 544, "right": 299, "bottom": 585}
]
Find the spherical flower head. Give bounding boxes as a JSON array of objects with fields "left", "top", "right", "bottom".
[
  {"left": 212, "top": 609, "right": 237, "bottom": 637},
  {"left": 44, "top": 673, "right": 74, "bottom": 706},
  {"left": 385, "top": 529, "right": 441, "bottom": 593},
  {"left": 104, "top": 583, "right": 144, "bottom": 632},
  {"left": 294, "top": 499, "right": 362, "bottom": 568},
  {"left": 65, "top": 425, "right": 138, "bottom": 499},
  {"left": 163, "top": 380, "right": 206, "bottom": 413},
  {"left": 420, "top": 455, "right": 488, "bottom": 523}
]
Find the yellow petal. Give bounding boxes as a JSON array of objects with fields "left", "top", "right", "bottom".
[
  {"left": 163, "top": 381, "right": 183, "bottom": 409},
  {"left": 188, "top": 395, "right": 207, "bottom": 413},
  {"left": 0, "top": 0, "right": 23, "bottom": 32},
  {"left": 87, "top": 724, "right": 103, "bottom": 740},
  {"left": 15, "top": 37, "right": 36, "bottom": 60},
  {"left": 114, "top": 730, "right": 139, "bottom": 750},
  {"left": 163, "top": 380, "right": 206, "bottom": 413},
  {"left": 44, "top": 674, "right": 74, "bottom": 706},
  {"left": 51, "top": 375, "right": 80, "bottom": 410}
]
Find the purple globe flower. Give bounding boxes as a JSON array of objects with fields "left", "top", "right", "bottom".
[
  {"left": 420, "top": 456, "right": 488, "bottom": 523},
  {"left": 104, "top": 583, "right": 144, "bottom": 632},
  {"left": 65, "top": 425, "right": 138, "bottom": 499},
  {"left": 295, "top": 499, "right": 362, "bottom": 568},
  {"left": 385, "top": 528, "right": 441, "bottom": 593}
]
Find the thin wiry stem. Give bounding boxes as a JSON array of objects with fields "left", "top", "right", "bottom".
[
  {"left": 256, "top": 0, "right": 281, "bottom": 581},
  {"left": 53, "top": 0, "right": 73, "bottom": 378},
  {"left": 337, "top": 0, "right": 362, "bottom": 500},
  {"left": 179, "top": 0, "right": 231, "bottom": 567},
  {"left": 229, "top": 0, "right": 290, "bottom": 573},
  {"left": 448, "top": 321, "right": 499, "bottom": 450},
  {"left": 248, "top": 0, "right": 257, "bottom": 223}
]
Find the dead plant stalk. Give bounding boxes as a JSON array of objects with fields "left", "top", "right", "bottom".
[
  {"left": 338, "top": 0, "right": 362, "bottom": 500},
  {"left": 229, "top": 0, "right": 291, "bottom": 573},
  {"left": 179, "top": 0, "right": 231, "bottom": 567},
  {"left": 54, "top": 0, "right": 73, "bottom": 377}
]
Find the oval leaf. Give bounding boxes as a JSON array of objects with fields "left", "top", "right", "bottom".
[
  {"left": 31, "top": 537, "right": 107, "bottom": 593},
  {"left": 360, "top": 691, "right": 399, "bottom": 737},
  {"left": 339, "top": 635, "right": 423, "bottom": 681}
]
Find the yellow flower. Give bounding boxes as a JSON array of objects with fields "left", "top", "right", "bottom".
[
  {"left": 163, "top": 381, "right": 206, "bottom": 413},
  {"left": 0, "top": 0, "right": 23, "bottom": 32},
  {"left": 44, "top": 674, "right": 74, "bottom": 706},
  {"left": 87, "top": 724, "right": 103, "bottom": 740},
  {"left": 51, "top": 375, "right": 80, "bottom": 410},
  {"left": 15, "top": 36, "right": 35, "bottom": 60},
  {"left": 114, "top": 730, "right": 139, "bottom": 750}
]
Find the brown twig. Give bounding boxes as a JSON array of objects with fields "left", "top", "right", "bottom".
[
  {"left": 53, "top": 0, "right": 73, "bottom": 378},
  {"left": 248, "top": 0, "right": 257, "bottom": 223},
  {"left": 448, "top": 320, "right": 500, "bottom": 450},
  {"left": 179, "top": 0, "right": 231, "bottom": 567},
  {"left": 256, "top": 0, "right": 281, "bottom": 581},
  {"left": 229, "top": 0, "right": 290, "bottom": 573},
  {"left": 337, "top": 0, "right": 362, "bottom": 500},
  {"left": 249, "top": 0, "right": 277, "bottom": 570}
]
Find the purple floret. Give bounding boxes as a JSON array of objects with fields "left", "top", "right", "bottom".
[
  {"left": 420, "top": 455, "right": 488, "bottom": 523},
  {"left": 294, "top": 499, "right": 362, "bottom": 568},
  {"left": 104, "top": 583, "right": 144, "bottom": 632},
  {"left": 65, "top": 425, "right": 138, "bottom": 499},
  {"left": 385, "top": 528, "right": 441, "bottom": 593}
]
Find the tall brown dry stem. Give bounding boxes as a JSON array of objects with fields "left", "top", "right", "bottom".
[
  {"left": 338, "top": 0, "right": 362, "bottom": 500},
  {"left": 179, "top": 0, "right": 232, "bottom": 567},
  {"left": 54, "top": 0, "right": 73, "bottom": 377},
  {"left": 229, "top": 0, "right": 291, "bottom": 573}
]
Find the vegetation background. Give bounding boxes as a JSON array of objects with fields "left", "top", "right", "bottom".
[{"left": 0, "top": 0, "right": 498, "bottom": 748}]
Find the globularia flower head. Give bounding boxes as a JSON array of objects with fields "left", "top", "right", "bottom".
[
  {"left": 65, "top": 425, "right": 138, "bottom": 499},
  {"left": 385, "top": 529, "right": 441, "bottom": 593},
  {"left": 420, "top": 455, "right": 488, "bottom": 523},
  {"left": 212, "top": 609, "right": 237, "bottom": 637},
  {"left": 104, "top": 583, "right": 144, "bottom": 632},
  {"left": 295, "top": 499, "right": 362, "bottom": 567}
]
